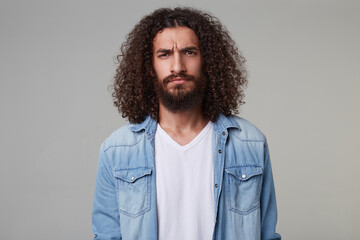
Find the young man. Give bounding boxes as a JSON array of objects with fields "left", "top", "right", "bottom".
[{"left": 92, "top": 7, "right": 281, "bottom": 240}]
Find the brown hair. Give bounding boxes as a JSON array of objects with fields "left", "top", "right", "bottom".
[{"left": 112, "top": 7, "right": 247, "bottom": 123}]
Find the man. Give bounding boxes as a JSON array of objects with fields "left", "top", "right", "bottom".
[{"left": 92, "top": 7, "right": 281, "bottom": 240}]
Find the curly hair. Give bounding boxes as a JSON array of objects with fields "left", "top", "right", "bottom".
[{"left": 112, "top": 7, "right": 247, "bottom": 123}]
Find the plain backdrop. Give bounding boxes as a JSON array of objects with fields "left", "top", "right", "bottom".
[{"left": 1, "top": 0, "right": 359, "bottom": 239}]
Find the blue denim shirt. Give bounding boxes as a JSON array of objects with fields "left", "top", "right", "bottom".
[{"left": 92, "top": 114, "right": 281, "bottom": 240}]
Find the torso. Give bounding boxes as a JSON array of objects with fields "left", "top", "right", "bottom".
[{"left": 155, "top": 121, "right": 215, "bottom": 240}]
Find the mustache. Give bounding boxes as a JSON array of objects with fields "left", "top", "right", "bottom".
[{"left": 163, "top": 73, "right": 196, "bottom": 84}]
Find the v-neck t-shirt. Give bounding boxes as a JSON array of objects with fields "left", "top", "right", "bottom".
[{"left": 154, "top": 121, "right": 215, "bottom": 240}]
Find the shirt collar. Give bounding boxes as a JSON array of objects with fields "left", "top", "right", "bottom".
[
  {"left": 213, "top": 113, "right": 240, "bottom": 134},
  {"left": 128, "top": 115, "right": 155, "bottom": 131},
  {"left": 128, "top": 113, "right": 240, "bottom": 135}
]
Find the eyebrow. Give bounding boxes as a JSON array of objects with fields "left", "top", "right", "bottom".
[{"left": 155, "top": 46, "right": 199, "bottom": 54}]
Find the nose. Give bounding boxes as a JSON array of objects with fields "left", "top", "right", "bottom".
[{"left": 171, "top": 51, "right": 186, "bottom": 74}]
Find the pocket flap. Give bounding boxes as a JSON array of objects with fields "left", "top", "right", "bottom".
[
  {"left": 225, "top": 165, "right": 263, "bottom": 181},
  {"left": 114, "top": 167, "right": 152, "bottom": 183}
]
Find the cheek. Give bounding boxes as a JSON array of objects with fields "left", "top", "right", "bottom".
[
  {"left": 153, "top": 62, "right": 168, "bottom": 77},
  {"left": 190, "top": 56, "right": 202, "bottom": 68},
  {"left": 188, "top": 61, "right": 202, "bottom": 75}
]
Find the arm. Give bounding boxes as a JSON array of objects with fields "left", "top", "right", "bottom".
[
  {"left": 92, "top": 144, "right": 122, "bottom": 240},
  {"left": 261, "top": 141, "right": 281, "bottom": 240}
]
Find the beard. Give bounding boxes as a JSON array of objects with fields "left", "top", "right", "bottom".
[{"left": 154, "top": 73, "right": 206, "bottom": 113}]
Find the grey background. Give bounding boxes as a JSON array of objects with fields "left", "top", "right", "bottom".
[{"left": 1, "top": 0, "right": 359, "bottom": 239}]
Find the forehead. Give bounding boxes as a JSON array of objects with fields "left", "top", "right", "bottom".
[{"left": 152, "top": 26, "right": 199, "bottom": 50}]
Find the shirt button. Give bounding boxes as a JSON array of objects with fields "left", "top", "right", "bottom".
[
  {"left": 222, "top": 131, "right": 226, "bottom": 136},
  {"left": 131, "top": 176, "right": 135, "bottom": 181},
  {"left": 218, "top": 149, "right": 222, "bottom": 154},
  {"left": 215, "top": 184, "right": 218, "bottom": 188},
  {"left": 242, "top": 174, "right": 246, "bottom": 179}
]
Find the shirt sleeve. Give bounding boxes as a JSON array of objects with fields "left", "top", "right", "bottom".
[
  {"left": 92, "top": 144, "right": 122, "bottom": 240},
  {"left": 260, "top": 141, "right": 281, "bottom": 240}
]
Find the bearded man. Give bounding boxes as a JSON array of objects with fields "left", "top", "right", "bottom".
[{"left": 92, "top": 7, "right": 281, "bottom": 240}]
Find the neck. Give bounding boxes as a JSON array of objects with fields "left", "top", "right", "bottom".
[{"left": 158, "top": 103, "right": 209, "bottom": 134}]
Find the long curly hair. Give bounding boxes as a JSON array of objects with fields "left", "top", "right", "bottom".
[{"left": 112, "top": 7, "right": 247, "bottom": 123}]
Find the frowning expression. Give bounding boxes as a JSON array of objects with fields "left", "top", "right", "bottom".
[{"left": 152, "top": 26, "right": 202, "bottom": 96}]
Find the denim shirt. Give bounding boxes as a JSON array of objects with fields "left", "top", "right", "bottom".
[{"left": 92, "top": 114, "right": 281, "bottom": 240}]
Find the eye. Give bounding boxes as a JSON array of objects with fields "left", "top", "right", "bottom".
[
  {"left": 158, "top": 53, "right": 169, "bottom": 58},
  {"left": 185, "top": 51, "right": 196, "bottom": 55}
]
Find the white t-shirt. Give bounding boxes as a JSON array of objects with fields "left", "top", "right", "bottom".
[{"left": 154, "top": 121, "right": 215, "bottom": 240}]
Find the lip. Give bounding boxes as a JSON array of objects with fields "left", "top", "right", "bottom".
[{"left": 169, "top": 78, "right": 187, "bottom": 84}]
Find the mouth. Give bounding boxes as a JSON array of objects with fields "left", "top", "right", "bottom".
[
  {"left": 169, "top": 78, "right": 187, "bottom": 84},
  {"left": 163, "top": 74, "right": 195, "bottom": 85}
]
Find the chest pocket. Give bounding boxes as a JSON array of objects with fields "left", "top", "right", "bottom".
[
  {"left": 225, "top": 165, "right": 263, "bottom": 215},
  {"left": 114, "top": 167, "right": 152, "bottom": 217}
]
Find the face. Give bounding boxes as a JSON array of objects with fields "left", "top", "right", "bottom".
[{"left": 152, "top": 26, "right": 205, "bottom": 112}]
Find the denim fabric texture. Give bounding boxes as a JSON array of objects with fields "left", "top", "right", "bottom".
[{"left": 92, "top": 114, "right": 281, "bottom": 240}]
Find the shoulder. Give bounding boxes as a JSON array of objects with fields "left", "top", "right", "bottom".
[
  {"left": 227, "top": 115, "right": 267, "bottom": 142},
  {"left": 101, "top": 123, "right": 144, "bottom": 151}
]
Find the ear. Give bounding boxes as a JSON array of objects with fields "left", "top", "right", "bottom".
[{"left": 149, "top": 66, "right": 156, "bottom": 77}]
